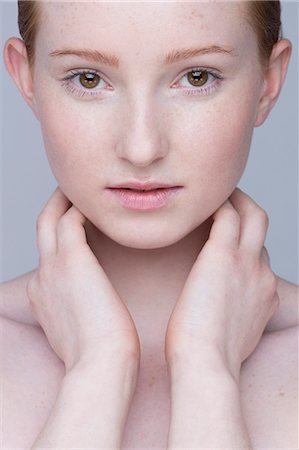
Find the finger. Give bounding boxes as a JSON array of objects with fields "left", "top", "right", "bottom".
[
  {"left": 57, "top": 205, "right": 88, "bottom": 251},
  {"left": 37, "top": 187, "right": 71, "bottom": 261},
  {"left": 209, "top": 198, "right": 240, "bottom": 248},
  {"left": 260, "top": 246, "right": 271, "bottom": 267},
  {"left": 229, "top": 188, "right": 269, "bottom": 257}
]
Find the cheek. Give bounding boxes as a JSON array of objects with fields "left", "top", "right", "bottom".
[
  {"left": 170, "top": 89, "right": 258, "bottom": 220},
  {"left": 38, "top": 99, "right": 111, "bottom": 194},
  {"left": 206, "top": 102, "right": 253, "bottom": 182},
  {"left": 181, "top": 95, "right": 257, "bottom": 186}
]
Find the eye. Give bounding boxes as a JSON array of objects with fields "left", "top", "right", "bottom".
[
  {"left": 61, "top": 70, "right": 111, "bottom": 98},
  {"left": 174, "top": 68, "right": 223, "bottom": 96},
  {"left": 186, "top": 69, "right": 209, "bottom": 87},
  {"left": 61, "top": 67, "right": 223, "bottom": 99},
  {"left": 78, "top": 71, "right": 101, "bottom": 89}
]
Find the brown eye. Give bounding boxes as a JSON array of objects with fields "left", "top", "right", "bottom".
[
  {"left": 79, "top": 72, "right": 101, "bottom": 89},
  {"left": 187, "top": 70, "right": 209, "bottom": 87}
]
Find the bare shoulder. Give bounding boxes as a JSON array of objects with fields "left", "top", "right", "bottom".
[
  {"left": 265, "top": 275, "right": 299, "bottom": 333},
  {"left": 241, "top": 325, "right": 298, "bottom": 448},
  {"left": 0, "top": 270, "right": 39, "bottom": 326},
  {"left": 0, "top": 314, "right": 64, "bottom": 447}
]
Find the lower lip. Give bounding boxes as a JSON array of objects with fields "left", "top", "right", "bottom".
[{"left": 106, "top": 187, "right": 182, "bottom": 210}]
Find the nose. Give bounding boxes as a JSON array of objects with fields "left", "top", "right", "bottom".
[{"left": 115, "top": 95, "right": 169, "bottom": 167}]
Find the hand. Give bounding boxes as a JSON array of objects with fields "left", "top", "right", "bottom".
[
  {"left": 27, "top": 187, "right": 140, "bottom": 372},
  {"left": 165, "top": 188, "right": 279, "bottom": 380}
]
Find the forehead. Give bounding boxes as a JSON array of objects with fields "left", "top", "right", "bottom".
[{"left": 37, "top": 1, "right": 252, "bottom": 59}]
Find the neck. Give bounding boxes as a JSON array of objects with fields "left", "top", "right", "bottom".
[{"left": 85, "top": 218, "right": 213, "bottom": 328}]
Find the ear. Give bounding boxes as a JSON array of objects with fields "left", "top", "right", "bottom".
[
  {"left": 3, "top": 37, "right": 40, "bottom": 120},
  {"left": 254, "top": 39, "right": 292, "bottom": 127}
]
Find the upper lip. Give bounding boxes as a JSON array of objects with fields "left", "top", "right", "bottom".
[{"left": 108, "top": 181, "right": 180, "bottom": 190}]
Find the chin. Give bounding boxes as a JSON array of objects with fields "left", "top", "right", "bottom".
[
  {"left": 87, "top": 217, "right": 191, "bottom": 250},
  {"left": 106, "top": 228, "right": 186, "bottom": 250}
]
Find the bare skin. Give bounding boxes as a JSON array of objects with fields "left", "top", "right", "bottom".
[
  {"left": 1, "top": 188, "right": 298, "bottom": 448},
  {"left": 1, "top": 1, "right": 298, "bottom": 447},
  {"left": 0, "top": 260, "right": 298, "bottom": 447}
]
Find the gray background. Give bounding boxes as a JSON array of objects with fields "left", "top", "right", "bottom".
[{"left": 0, "top": 1, "right": 298, "bottom": 284}]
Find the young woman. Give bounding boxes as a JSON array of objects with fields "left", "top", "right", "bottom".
[{"left": 1, "top": 1, "right": 298, "bottom": 448}]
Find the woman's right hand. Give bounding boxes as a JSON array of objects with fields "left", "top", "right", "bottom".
[{"left": 27, "top": 187, "right": 140, "bottom": 372}]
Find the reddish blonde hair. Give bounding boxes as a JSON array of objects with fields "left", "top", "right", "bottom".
[{"left": 18, "top": 1, "right": 282, "bottom": 73}]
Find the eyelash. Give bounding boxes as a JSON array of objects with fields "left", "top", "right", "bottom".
[{"left": 60, "top": 67, "right": 224, "bottom": 99}]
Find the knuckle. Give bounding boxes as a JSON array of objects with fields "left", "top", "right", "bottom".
[
  {"left": 223, "top": 206, "right": 240, "bottom": 224},
  {"left": 251, "top": 206, "right": 269, "bottom": 228},
  {"left": 57, "top": 212, "right": 72, "bottom": 232},
  {"left": 36, "top": 211, "right": 47, "bottom": 232},
  {"left": 273, "top": 292, "right": 280, "bottom": 306},
  {"left": 222, "top": 247, "right": 241, "bottom": 268},
  {"left": 261, "top": 246, "right": 270, "bottom": 262},
  {"left": 26, "top": 273, "right": 39, "bottom": 303},
  {"left": 270, "top": 272, "right": 278, "bottom": 291},
  {"left": 265, "top": 270, "right": 278, "bottom": 296},
  {"left": 242, "top": 198, "right": 269, "bottom": 227},
  {"left": 258, "top": 208, "right": 269, "bottom": 228}
]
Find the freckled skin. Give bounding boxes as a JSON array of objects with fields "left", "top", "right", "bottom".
[
  {"left": 2, "top": 1, "right": 297, "bottom": 447},
  {"left": 32, "top": 1, "right": 263, "bottom": 251}
]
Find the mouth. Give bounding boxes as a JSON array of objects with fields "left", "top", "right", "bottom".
[
  {"left": 106, "top": 185, "right": 183, "bottom": 210},
  {"left": 115, "top": 187, "right": 167, "bottom": 192},
  {"left": 108, "top": 181, "right": 181, "bottom": 191}
]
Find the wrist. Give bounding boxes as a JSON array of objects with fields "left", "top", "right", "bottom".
[
  {"left": 69, "top": 350, "right": 140, "bottom": 391},
  {"left": 76, "top": 345, "right": 140, "bottom": 370},
  {"left": 167, "top": 342, "right": 240, "bottom": 386},
  {"left": 62, "top": 355, "right": 139, "bottom": 423},
  {"left": 166, "top": 363, "right": 250, "bottom": 449},
  {"left": 33, "top": 354, "right": 139, "bottom": 448},
  {"left": 64, "top": 341, "right": 140, "bottom": 375}
]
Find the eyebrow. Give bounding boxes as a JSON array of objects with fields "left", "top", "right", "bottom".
[{"left": 49, "top": 45, "right": 237, "bottom": 68}]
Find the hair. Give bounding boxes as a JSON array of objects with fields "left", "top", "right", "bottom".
[
  {"left": 17, "top": 0, "right": 39, "bottom": 73},
  {"left": 247, "top": 1, "right": 282, "bottom": 67},
  {"left": 18, "top": 1, "right": 282, "bottom": 74}
]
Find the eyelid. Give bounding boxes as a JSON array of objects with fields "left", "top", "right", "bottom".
[
  {"left": 175, "top": 65, "right": 222, "bottom": 81},
  {"left": 62, "top": 69, "right": 111, "bottom": 88},
  {"left": 172, "top": 66, "right": 223, "bottom": 87}
]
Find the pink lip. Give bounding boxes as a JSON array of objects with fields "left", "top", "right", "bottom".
[{"left": 106, "top": 186, "right": 182, "bottom": 210}]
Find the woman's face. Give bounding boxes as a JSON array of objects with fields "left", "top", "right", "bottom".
[{"left": 32, "top": 1, "right": 264, "bottom": 249}]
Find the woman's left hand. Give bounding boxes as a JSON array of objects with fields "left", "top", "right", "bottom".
[{"left": 165, "top": 188, "right": 279, "bottom": 381}]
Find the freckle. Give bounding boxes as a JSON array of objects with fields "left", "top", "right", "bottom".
[
  {"left": 279, "top": 392, "right": 285, "bottom": 396},
  {"left": 251, "top": 373, "right": 255, "bottom": 377},
  {"left": 189, "top": 8, "right": 203, "bottom": 19},
  {"left": 148, "top": 375, "right": 155, "bottom": 387}
]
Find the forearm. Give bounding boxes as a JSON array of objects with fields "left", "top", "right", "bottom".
[
  {"left": 32, "top": 353, "right": 139, "bottom": 449},
  {"left": 166, "top": 351, "right": 253, "bottom": 449}
]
